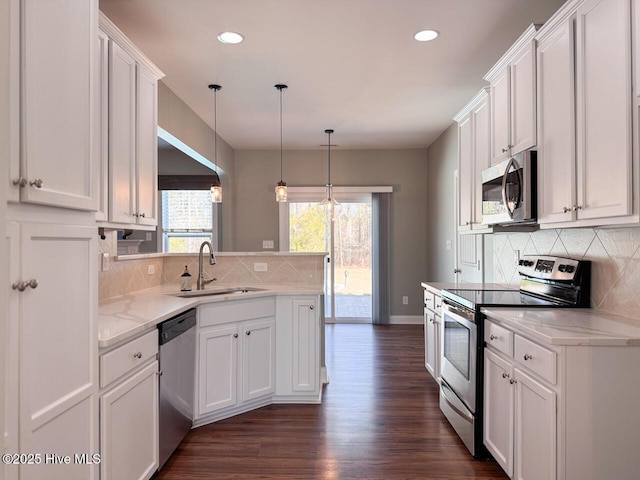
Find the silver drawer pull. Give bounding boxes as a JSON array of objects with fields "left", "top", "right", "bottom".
[
  {"left": 309, "top": 305, "right": 314, "bottom": 310},
  {"left": 490, "top": 334, "right": 498, "bottom": 340},
  {"left": 133, "top": 352, "right": 142, "bottom": 359},
  {"left": 29, "top": 178, "right": 43, "bottom": 188},
  {"left": 12, "top": 177, "right": 27, "bottom": 187},
  {"left": 509, "top": 378, "right": 517, "bottom": 385},
  {"left": 523, "top": 353, "right": 532, "bottom": 361},
  {"left": 233, "top": 333, "right": 238, "bottom": 338},
  {"left": 12, "top": 279, "right": 38, "bottom": 291},
  {"left": 502, "top": 372, "right": 509, "bottom": 379},
  {"left": 246, "top": 331, "right": 251, "bottom": 336}
]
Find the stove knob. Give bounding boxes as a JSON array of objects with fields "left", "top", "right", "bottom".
[
  {"left": 565, "top": 265, "right": 575, "bottom": 274},
  {"left": 559, "top": 265, "right": 566, "bottom": 273},
  {"left": 525, "top": 260, "right": 534, "bottom": 267},
  {"left": 518, "top": 259, "right": 525, "bottom": 266}
]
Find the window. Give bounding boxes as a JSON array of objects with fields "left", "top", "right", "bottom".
[{"left": 161, "top": 190, "right": 213, "bottom": 252}]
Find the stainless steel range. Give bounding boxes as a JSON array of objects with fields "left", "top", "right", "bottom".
[{"left": 439, "top": 255, "right": 590, "bottom": 458}]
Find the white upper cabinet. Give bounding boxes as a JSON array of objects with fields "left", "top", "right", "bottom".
[
  {"left": 454, "top": 89, "right": 491, "bottom": 232},
  {"left": 575, "top": 0, "right": 632, "bottom": 220},
  {"left": 537, "top": 0, "right": 636, "bottom": 228},
  {"left": 98, "top": 13, "right": 164, "bottom": 230},
  {"left": 485, "top": 25, "right": 538, "bottom": 164},
  {"left": 8, "top": 0, "right": 98, "bottom": 211},
  {"left": 536, "top": 11, "right": 576, "bottom": 225}
]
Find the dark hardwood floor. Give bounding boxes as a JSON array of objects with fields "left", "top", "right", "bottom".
[{"left": 155, "top": 324, "right": 508, "bottom": 479}]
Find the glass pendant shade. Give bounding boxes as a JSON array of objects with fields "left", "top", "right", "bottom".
[
  {"left": 275, "top": 84, "right": 288, "bottom": 202},
  {"left": 211, "top": 181, "right": 222, "bottom": 203},
  {"left": 209, "top": 84, "right": 222, "bottom": 203},
  {"left": 275, "top": 181, "right": 287, "bottom": 202}
]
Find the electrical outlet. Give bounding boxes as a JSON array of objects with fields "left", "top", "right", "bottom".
[
  {"left": 402, "top": 296, "right": 409, "bottom": 305},
  {"left": 262, "top": 240, "right": 274, "bottom": 249},
  {"left": 146, "top": 232, "right": 153, "bottom": 241},
  {"left": 254, "top": 263, "right": 268, "bottom": 272},
  {"left": 101, "top": 253, "right": 110, "bottom": 272},
  {"left": 147, "top": 264, "right": 155, "bottom": 275}
]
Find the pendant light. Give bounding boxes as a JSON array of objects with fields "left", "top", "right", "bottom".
[
  {"left": 320, "top": 129, "right": 339, "bottom": 217},
  {"left": 208, "top": 84, "right": 222, "bottom": 203},
  {"left": 274, "top": 84, "right": 288, "bottom": 202}
]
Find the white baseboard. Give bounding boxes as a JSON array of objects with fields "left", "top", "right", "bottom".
[{"left": 389, "top": 315, "right": 423, "bottom": 325}]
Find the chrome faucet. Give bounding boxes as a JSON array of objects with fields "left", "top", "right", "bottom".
[{"left": 197, "top": 240, "right": 217, "bottom": 290}]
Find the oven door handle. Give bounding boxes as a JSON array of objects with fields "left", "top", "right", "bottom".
[
  {"left": 441, "top": 381, "right": 473, "bottom": 423},
  {"left": 442, "top": 302, "right": 475, "bottom": 326}
]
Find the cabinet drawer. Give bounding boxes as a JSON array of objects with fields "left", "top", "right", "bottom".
[
  {"left": 199, "top": 298, "right": 276, "bottom": 327},
  {"left": 485, "top": 320, "right": 513, "bottom": 356},
  {"left": 424, "top": 290, "right": 435, "bottom": 310},
  {"left": 514, "top": 334, "right": 556, "bottom": 384},
  {"left": 100, "top": 329, "right": 158, "bottom": 388}
]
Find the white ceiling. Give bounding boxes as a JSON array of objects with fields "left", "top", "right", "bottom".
[{"left": 99, "top": 0, "right": 566, "bottom": 151}]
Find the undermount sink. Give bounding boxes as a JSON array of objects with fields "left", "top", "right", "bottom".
[{"left": 167, "top": 287, "right": 266, "bottom": 298}]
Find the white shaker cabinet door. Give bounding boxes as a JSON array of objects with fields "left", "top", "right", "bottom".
[
  {"left": 19, "top": 223, "right": 98, "bottom": 480},
  {"left": 241, "top": 318, "right": 275, "bottom": 401},
  {"left": 19, "top": 0, "right": 98, "bottom": 211},
  {"left": 135, "top": 64, "right": 158, "bottom": 227},
  {"left": 198, "top": 325, "right": 239, "bottom": 416},
  {"left": 509, "top": 39, "right": 537, "bottom": 156},
  {"left": 457, "top": 113, "right": 473, "bottom": 230},
  {"left": 514, "top": 368, "right": 556, "bottom": 480},
  {"left": 100, "top": 361, "right": 159, "bottom": 480},
  {"left": 291, "top": 298, "right": 319, "bottom": 393},
  {"left": 95, "top": 29, "right": 109, "bottom": 222},
  {"left": 537, "top": 18, "right": 576, "bottom": 225},
  {"left": 472, "top": 95, "right": 490, "bottom": 225},
  {"left": 575, "top": 0, "right": 632, "bottom": 220},
  {"left": 483, "top": 349, "right": 514, "bottom": 477},
  {"left": 489, "top": 66, "right": 510, "bottom": 164},
  {"left": 108, "top": 41, "right": 137, "bottom": 225}
]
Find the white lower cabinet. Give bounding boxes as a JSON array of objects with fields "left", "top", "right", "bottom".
[
  {"left": 423, "top": 288, "right": 442, "bottom": 383},
  {"left": 275, "top": 296, "right": 321, "bottom": 400},
  {"left": 196, "top": 299, "right": 276, "bottom": 421},
  {"left": 484, "top": 317, "right": 640, "bottom": 480},
  {"left": 484, "top": 348, "right": 556, "bottom": 479},
  {"left": 99, "top": 329, "right": 159, "bottom": 480}
]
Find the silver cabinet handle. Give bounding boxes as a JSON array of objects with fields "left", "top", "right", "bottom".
[
  {"left": 140, "top": 213, "right": 146, "bottom": 218},
  {"left": 502, "top": 372, "right": 509, "bottom": 379},
  {"left": 573, "top": 205, "right": 583, "bottom": 211},
  {"left": 12, "top": 279, "right": 38, "bottom": 291},
  {"left": 133, "top": 352, "right": 142, "bottom": 359},
  {"left": 233, "top": 333, "right": 238, "bottom": 338},
  {"left": 501, "top": 147, "right": 509, "bottom": 153},
  {"left": 453, "top": 268, "right": 461, "bottom": 274},
  {"left": 157, "top": 370, "right": 163, "bottom": 377},
  {"left": 563, "top": 207, "right": 571, "bottom": 213},
  {"left": 246, "top": 331, "right": 251, "bottom": 336},
  {"left": 29, "top": 178, "right": 43, "bottom": 188},
  {"left": 309, "top": 305, "right": 314, "bottom": 310},
  {"left": 523, "top": 353, "right": 532, "bottom": 361},
  {"left": 12, "top": 177, "right": 27, "bottom": 187},
  {"left": 490, "top": 334, "right": 498, "bottom": 340},
  {"left": 509, "top": 378, "right": 517, "bottom": 385}
]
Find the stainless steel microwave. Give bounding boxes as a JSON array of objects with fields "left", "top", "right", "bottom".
[{"left": 481, "top": 151, "right": 536, "bottom": 225}]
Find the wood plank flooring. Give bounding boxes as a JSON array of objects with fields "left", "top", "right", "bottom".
[{"left": 155, "top": 324, "right": 508, "bottom": 479}]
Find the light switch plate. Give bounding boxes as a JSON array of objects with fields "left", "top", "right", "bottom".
[
  {"left": 146, "top": 232, "right": 153, "bottom": 241},
  {"left": 402, "top": 295, "right": 409, "bottom": 305},
  {"left": 147, "top": 264, "right": 155, "bottom": 275},
  {"left": 262, "top": 240, "right": 274, "bottom": 249},
  {"left": 101, "top": 252, "right": 110, "bottom": 272},
  {"left": 254, "top": 262, "right": 268, "bottom": 272}
]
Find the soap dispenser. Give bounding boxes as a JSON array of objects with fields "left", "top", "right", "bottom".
[{"left": 180, "top": 265, "right": 192, "bottom": 292}]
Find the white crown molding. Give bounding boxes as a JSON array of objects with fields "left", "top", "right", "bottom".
[
  {"left": 453, "top": 87, "right": 490, "bottom": 122},
  {"left": 535, "top": 0, "right": 586, "bottom": 43},
  {"left": 484, "top": 24, "right": 540, "bottom": 82},
  {"left": 99, "top": 11, "right": 165, "bottom": 80}
]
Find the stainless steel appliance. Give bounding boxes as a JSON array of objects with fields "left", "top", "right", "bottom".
[
  {"left": 158, "top": 308, "right": 197, "bottom": 469},
  {"left": 481, "top": 151, "right": 536, "bottom": 225},
  {"left": 439, "top": 255, "right": 590, "bottom": 458}
]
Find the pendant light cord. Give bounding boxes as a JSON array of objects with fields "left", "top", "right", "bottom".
[
  {"left": 325, "top": 129, "right": 334, "bottom": 186},
  {"left": 208, "top": 84, "right": 222, "bottom": 176},
  {"left": 279, "top": 88, "right": 283, "bottom": 182}
]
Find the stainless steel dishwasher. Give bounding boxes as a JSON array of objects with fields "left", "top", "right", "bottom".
[{"left": 158, "top": 308, "right": 196, "bottom": 469}]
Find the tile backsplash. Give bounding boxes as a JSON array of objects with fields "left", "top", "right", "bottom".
[
  {"left": 98, "top": 231, "right": 326, "bottom": 301},
  {"left": 491, "top": 226, "right": 640, "bottom": 321}
]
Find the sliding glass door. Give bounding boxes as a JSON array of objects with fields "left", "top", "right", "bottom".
[{"left": 283, "top": 192, "right": 372, "bottom": 323}]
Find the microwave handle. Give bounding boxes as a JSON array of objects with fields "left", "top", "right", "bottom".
[{"left": 501, "top": 157, "right": 522, "bottom": 219}]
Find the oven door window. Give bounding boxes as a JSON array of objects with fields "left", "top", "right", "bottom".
[{"left": 443, "top": 316, "right": 470, "bottom": 379}]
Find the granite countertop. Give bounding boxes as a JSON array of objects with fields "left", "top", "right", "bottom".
[
  {"left": 482, "top": 307, "right": 640, "bottom": 347},
  {"left": 98, "top": 283, "right": 324, "bottom": 349}
]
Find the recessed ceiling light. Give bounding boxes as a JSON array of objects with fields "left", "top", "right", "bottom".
[
  {"left": 414, "top": 29, "right": 439, "bottom": 42},
  {"left": 217, "top": 31, "right": 244, "bottom": 44}
]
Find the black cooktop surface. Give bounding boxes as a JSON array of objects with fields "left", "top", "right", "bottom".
[{"left": 442, "top": 288, "right": 567, "bottom": 310}]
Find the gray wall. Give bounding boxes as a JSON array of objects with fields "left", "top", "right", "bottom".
[
  {"left": 158, "top": 82, "right": 235, "bottom": 250},
  {"left": 234, "top": 148, "right": 429, "bottom": 317},
  {"left": 425, "top": 123, "right": 458, "bottom": 282}
]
